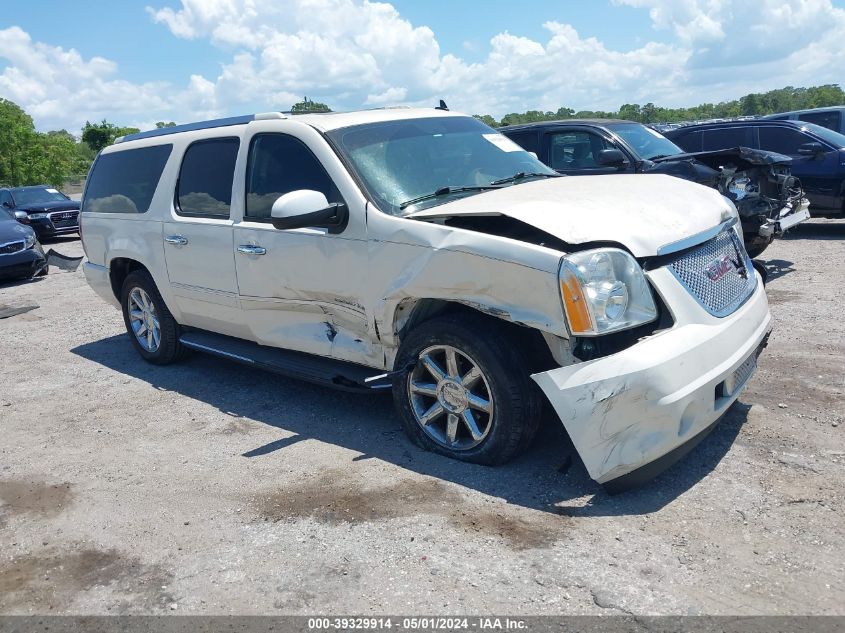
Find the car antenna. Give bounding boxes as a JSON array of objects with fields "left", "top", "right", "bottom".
[{"left": 435, "top": 99, "right": 449, "bottom": 111}]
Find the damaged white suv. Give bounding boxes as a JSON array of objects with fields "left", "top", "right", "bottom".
[{"left": 81, "top": 108, "right": 772, "bottom": 490}]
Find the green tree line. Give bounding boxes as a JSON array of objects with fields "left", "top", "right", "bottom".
[{"left": 482, "top": 84, "right": 845, "bottom": 127}]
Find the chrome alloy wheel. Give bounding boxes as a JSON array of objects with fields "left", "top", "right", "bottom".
[
  {"left": 128, "top": 287, "right": 161, "bottom": 353},
  {"left": 407, "top": 345, "right": 494, "bottom": 450}
]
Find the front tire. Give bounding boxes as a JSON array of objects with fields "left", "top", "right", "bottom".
[
  {"left": 745, "top": 235, "right": 772, "bottom": 259},
  {"left": 392, "top": 314, "right": 543, "bottom": 465},
  {"left": 120, "top": 270, "right": 184, "bottom": 365}
]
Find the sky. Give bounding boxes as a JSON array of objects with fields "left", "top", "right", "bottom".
[{"left": 2, "top": 0, "right": 845, "bottom": 133}]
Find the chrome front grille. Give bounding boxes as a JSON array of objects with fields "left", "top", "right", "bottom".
[
  {"left": 0, "top": 240, "right": 25, "bottom": 255},
  {"left": 668, "top": 228, "right": 756, "bottom": 317}
]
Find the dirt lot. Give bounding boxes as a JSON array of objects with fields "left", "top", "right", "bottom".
[{"left": 1, "top": 222, "right": 843, "bottom": 615}]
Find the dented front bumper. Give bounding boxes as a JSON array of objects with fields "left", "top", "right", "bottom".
[{"left": 532, "top": 273, "right": 772, "bottom": 489}]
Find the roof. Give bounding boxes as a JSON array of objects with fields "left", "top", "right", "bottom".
[
  {"left": 761, "top": 105, "right": 845, "bottom": 119},
  {"left": 499, "top": 119, "right": 635, "bottom": 132},
  {"left": 664, "top": 119, "right": 809, "bottom": 131},
  {"left": 116, "top": 107, "right": 464, "bottom": 144}
]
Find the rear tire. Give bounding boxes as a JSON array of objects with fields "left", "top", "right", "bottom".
[
  {"left": 392, "top": 314, "right": 543, "bottom": 465},
  {"left": 36, "top": 265, "right": 49, "bottom": 277},
  {"left": 120, "top": 270, "right": 185, "bottom": 365}
]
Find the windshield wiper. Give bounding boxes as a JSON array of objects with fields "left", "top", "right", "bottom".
[
  {"left": 399, "top": 185, "right": 501, "bottom": 210},
  {"left": 489, "top": 171, "right": 560, "bottom": 186}
]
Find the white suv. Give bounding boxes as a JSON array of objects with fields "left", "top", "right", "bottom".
[{"left": 80, "top": 107, "right": 772, "bottom": 490}]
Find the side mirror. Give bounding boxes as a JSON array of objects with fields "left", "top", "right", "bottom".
[
  {"left": 13, "top": 210, "right": 29, "bottom": 223},
  {"left": 797, "top": 142, "right": 825, "bottom": 156},
  {"left": 597, "top": 148, "right": 627, "bottom": 167},
  {"left": 2, "top": 201, "right": 13, "bottom": 209},
  {"left": 270, "top": 190, "right": 348, "bottom": 234}
]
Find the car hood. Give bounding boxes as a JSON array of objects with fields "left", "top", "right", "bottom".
[
  {"left": 406, "top": 174, "right": 735, "bottom": 257},
  {"left": 651, "top": 146, "right": 792, "bottom": 168},
  {"left": 0, "top": 220, "right": 35, "bottom": 243},
  {"left": 16, "top": 200, "right": 80, "bottom": 213}
]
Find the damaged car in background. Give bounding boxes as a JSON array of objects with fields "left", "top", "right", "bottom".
[
  {"left": 80, "top": 108, "right": 772, "bottom": 491},
  {"left": 500, "top": 120, "right": 809, "bottom": 257}
]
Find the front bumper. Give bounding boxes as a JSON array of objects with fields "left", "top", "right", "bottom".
[
  {"left": 0, "top": 244, "right": 47, "bottom": 280},
  {"left": 532, "top": 270, "right": 771, "bottom": 488},
  {"left": 28, "top": 216, "right": 79, "bottom": 239},
  {"left": 758, "top": 198, "right": 811, "bottom": 237}
]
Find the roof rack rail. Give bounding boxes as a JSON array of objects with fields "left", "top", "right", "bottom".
[{"left": 116, "top": 112, "right": 287, "bottom": 143}]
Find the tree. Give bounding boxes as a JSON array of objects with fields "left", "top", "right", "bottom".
[
  {"left": 291, "top": 97, "right": 332, "bottom": 113},
  {"left": 155, "top": 121, "right": 177, "bottom": 128},
  {"left": 0, "top": 99, "right": 38, "bottom": 186},
  {"left": 473, "top": 114, "right": 499, "bottom": 127},
  {"left": 82, "top": 120, "right": 141, "bottom": 152}
]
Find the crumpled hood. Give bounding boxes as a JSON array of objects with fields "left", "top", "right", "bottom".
[
  {"left": 16, "top": 200, "right": 80, "bottom": 213},
  {"left": 407, "top": 174, "right": 735, "bottom": 257}
]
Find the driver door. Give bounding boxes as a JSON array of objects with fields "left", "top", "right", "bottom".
[{"left": 233, "top": 122, "right": 375, "bottom": 364}]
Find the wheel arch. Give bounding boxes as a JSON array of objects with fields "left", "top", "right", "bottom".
[{"left": 390, "top": 298, "right": 558, "bottom": 373}]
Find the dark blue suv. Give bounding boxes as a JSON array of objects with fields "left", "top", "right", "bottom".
[{"left": 665, "top": 120, "right": 845, "bottom": 214}]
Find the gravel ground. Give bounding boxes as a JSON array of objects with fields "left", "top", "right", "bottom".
[{"left": 1, "top": 222, "right": 843, "bottom": 616}]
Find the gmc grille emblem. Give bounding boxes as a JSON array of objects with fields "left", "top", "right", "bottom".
[{"left": 705, "top": 255, "right": 733, "bottom": 281}]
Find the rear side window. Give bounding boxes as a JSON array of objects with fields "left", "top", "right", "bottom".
[
  {"left": 505, "top": 131, "right": 539, "bottom": 155},
  {"left": 670, "top": 130, "right": 702, "bottom": 152},
  {"left": 83, "top": 144, "right": 172, "bottom": 214},
  {"left": 798, "top": 110, "right": 841, "bottom": 132},
  {"left": 758, "top": 126, "right": 812, "bottom": 155},
  {"left": 245, "top": 134, "right": 342, "bottom": 219},
  {"left": 176, "top": 138, "right": 239, "bottom": 217},
  {"left": 702, "top": 127, "right": 753, "bottom": 150}
]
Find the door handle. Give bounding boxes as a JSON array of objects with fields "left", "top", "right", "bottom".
[
  {"left": 237, "top": 245, "right": 266, "bottom": 255},
  {"left": 164, "top": 235, "right": 188, "bottom": 246}
]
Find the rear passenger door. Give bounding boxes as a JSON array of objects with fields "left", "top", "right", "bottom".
[{"left": 162, "top": 135, "right": 241, "bottom": 326}]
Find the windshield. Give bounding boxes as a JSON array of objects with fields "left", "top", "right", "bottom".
[
  {"left": 326, "top": 116, "right": 556, "bottom": 214},
  {"left": 605, "top": 123, "right": 684, "bottom": 160},
  {"left": 801, "top": 122, "right": 845, "bottom": 148},
  {"left": 11, "top": 187, "right": 70, "bottom": 205}
]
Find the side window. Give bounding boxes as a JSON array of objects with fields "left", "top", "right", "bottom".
[
  {"left": 505, "top": 131, "right": 539, "bottom": 155},
  {"left": 671, "top": 130, "right": 702, "bottom": 152},
  {"left": 176, "top": 138, "right": 239, "bottom": 217},
  {"left": 798, "top": 110, "right": 841, "bottom": 132},
  {"left": 83, "top": 144, "right": 172, "bottom": 214},
  {"left": 245, "top": 134, "right": 342, "bottom": 219},
  {"left": 758, "top": 126, "right": 813, "bottom": 155},
  {"left": 702, "top": 127, "right": 753, "bottom": 150},
  {"left": 0, "top": 191, "right": 13, "bottom": 207},
  {"left": 548, "top": 131, "right": 610, "bottom": 170}
]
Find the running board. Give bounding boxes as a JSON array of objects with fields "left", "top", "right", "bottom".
[{"left": 179, "top": 330, "right": 389, "bottom": 393}]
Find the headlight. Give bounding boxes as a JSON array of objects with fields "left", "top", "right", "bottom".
[
  {"left": 559, "top": 248, "right": 658, "bottom": 336},
  {"left": 28, "top": 213, "right": 49, "bottom": 219},
  {"left": 24, "top": 232, "right": 36, "bottom": 249}
]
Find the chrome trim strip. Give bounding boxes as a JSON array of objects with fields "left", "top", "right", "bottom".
[
  {"left": 657, "top": 217, "right": 737, "bottom": 257},
  {"left": 179, "top": 339, "right": 256, "bottom": 364}
]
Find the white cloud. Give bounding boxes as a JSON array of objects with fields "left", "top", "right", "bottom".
[{"left": 2, "top": 0, "right": 845, "bottom": 132}]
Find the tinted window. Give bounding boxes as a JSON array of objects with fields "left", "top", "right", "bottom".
[
  {"left": 798, "top": 110, "right": 841, "bottom": 131},
  {"left": 505, "top": 131, "right": 539, "bottom": 155},
  {"left": 758, "top": 126, "right": 812, "bottom": 155},
  {"left": 245, "top": 134, "right": 341, "bottom": 219},
  {"left": 0, "top": 191, "right": 13, "bottom": 207},
  {"left": 702, "top": 127, "right": 753, "bottom": 151},
  {"left": 669, "top": 130, "right": 702, "bottom": 152},
  {"left": 177, "top": 138, "right": 239, "bottom": 217},
  {"left": 548, "top": 131, "right": 611, "bottom": 169},
  {"left": 83, "top": 144, "right": 172, "bottom": 214}
]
